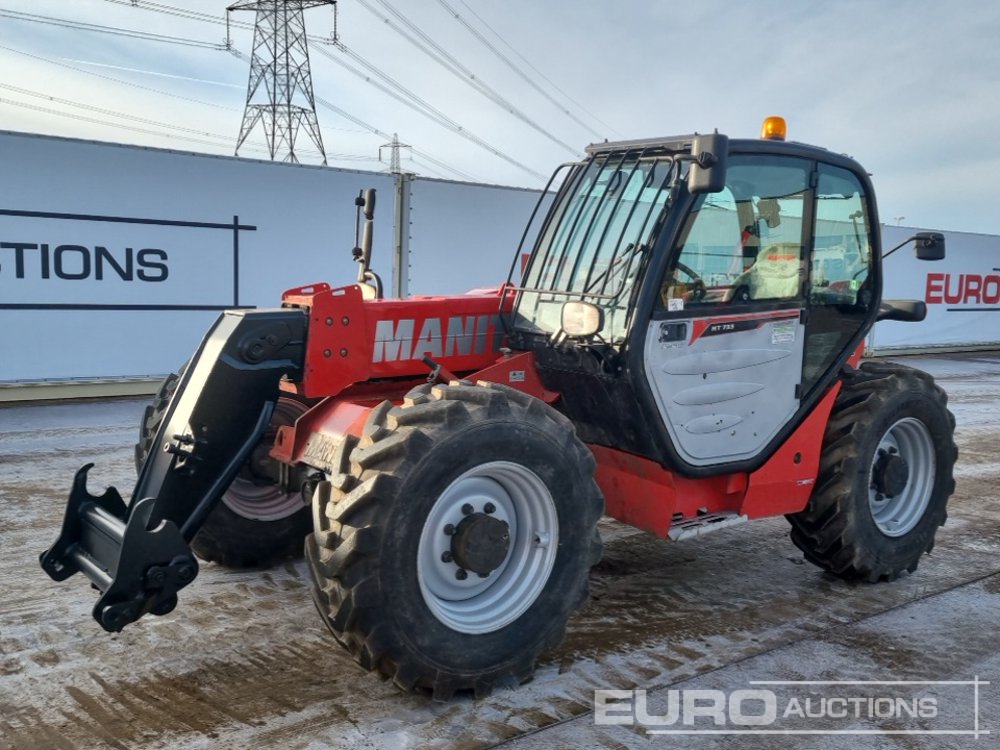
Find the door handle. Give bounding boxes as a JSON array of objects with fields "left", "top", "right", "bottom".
[{"left": 659, "top": 322, "right": 688, "bottom": 343}]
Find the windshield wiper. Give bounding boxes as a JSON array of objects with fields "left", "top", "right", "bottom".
[{"left": 582, "top": 242, "right": 643, "bottom": 296}]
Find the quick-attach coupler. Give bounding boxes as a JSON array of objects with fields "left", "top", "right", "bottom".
[{"left": 40, "top": 464, "right": 199, "bottom": 633}]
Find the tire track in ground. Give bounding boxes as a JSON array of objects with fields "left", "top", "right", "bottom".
[
  {"left": 496, "top": 571, "right": 1000, "bottom": 750},
  {"left": 7, "top": 511, "right": 995, "bottom": 750},
  {"left": 3, "top": 503, "right": 998, "bottom": 750},
  {"left": 0, "top": 635, "right": 373, "bottom": 750}
]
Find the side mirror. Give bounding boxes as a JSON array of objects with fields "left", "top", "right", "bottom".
[
  {"left": 560, "top": 301, "right": 604, "bottom": 338},
  {"left": 914, "top": 231, "right": 945, "bottom": 261},
  {"left": 687, "top": 133, "right": 729, "bottom": 194},
  {"left": 882, "top": 231, "right": 946, "bottom": 261}
]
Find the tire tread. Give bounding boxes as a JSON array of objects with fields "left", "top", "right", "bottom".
[
  {"left": 307, "top": 381, "right": 603, "bottom": 698},
  {"left": 787, "top": 362, "right": 957, "bottom": 581}
]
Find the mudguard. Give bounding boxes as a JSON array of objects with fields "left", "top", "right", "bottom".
[{"left": 40, "top": 308, "right": 306, "bottom": 631}]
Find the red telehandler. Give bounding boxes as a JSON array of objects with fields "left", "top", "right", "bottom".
[{"left": 42, "top": 119, "right": 956, "bottom": 699}]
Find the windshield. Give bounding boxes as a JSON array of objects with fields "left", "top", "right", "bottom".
[{"left": 512, "top": 152, "right": 676, "bottom": 343}]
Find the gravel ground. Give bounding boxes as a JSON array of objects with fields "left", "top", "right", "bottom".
[{"left": 0, "top": 353, "right": 997, "bottom": 749}]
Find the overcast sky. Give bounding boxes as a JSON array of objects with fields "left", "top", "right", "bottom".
[{"left": 1, "top": 0, "right": 999, "bottom": 234}]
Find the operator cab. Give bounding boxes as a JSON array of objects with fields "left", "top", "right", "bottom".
[{"left": 507, "top": 119, "right": 888, "bottom": 474}]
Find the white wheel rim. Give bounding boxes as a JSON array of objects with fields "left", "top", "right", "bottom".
[
  {"left": 221, "top": 477, "right": 305, "bottom": 521},
  {"left": 868, "top": 417, "right": 935, "bottom": 537},
  {"left": 221, "top": 398, "right": 308, "bottom": 522},
  {"left": 417, "top": 461, "right": 559, "bottom": 634}
]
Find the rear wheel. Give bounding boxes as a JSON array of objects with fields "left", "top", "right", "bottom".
[
  {"left": 135, "top": 370, "right": 311, "bottom": 568},
  {"left": 307, "top": 380, "right": 603, "bottom": 699},
  {"left": 787, "top": 361, "right": 957, "bottom": 581}
]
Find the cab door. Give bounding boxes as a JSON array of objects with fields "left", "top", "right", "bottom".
[{"left": 643, "top": 156, "right": 813, "bottom": 468}]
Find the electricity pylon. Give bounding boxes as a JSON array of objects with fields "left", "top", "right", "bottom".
[{"left": 227, "top": 1, "right": 336, "bottom": 165}]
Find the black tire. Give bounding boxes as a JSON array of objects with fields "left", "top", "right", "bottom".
[
  {"left": 135, "top": 370, "right": 312, "bottom": 568},
  {"left": 306, "top": 380, "right": 604, "bottom": 699},
  {"left": 787, "top": 361, "right": 957, "bottom": 581}
]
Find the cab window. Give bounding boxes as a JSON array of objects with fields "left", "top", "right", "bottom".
[
  {"left": 801, "top": 164, "right": 874, "bottom": 394},
  {"left": 660, "top": 156, "right": 811, "bottom": 310},
  {"left": 811, "top": 165, "right": 873, "bottom": 306}
]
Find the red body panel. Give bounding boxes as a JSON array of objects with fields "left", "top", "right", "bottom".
[
  {"left": 468, "top": 351, "right": 560, "bottom": 404},
  {"left": 593, "top": 381, "right": 841, "bottom": 537},
  {"left": 280, "top": 282, "right": 513, "bottom": 399},
  {"left": 848, "top": 341, "right": 865, "bottom": 368},
  {"left": 590, "top": 446, "right": 746, "bottom": 537},
  {"left": 271, "top": 399, "right": 371, "bottom": 468},
  {"left": 270, "top": 353, "right": 558, "bottom": 470},
  {"left": 272, "top": 283, "right": 550, "bottom": 468},
  {"left": 738, "top": 381, "right": 840, "bottom": 519}
]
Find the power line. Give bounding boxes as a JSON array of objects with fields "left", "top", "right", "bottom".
[
  {"left": 0, "top": 93, "right": 380, "bottom": 163},
  {"left": 0, "top": 8, "right": 222, "bottom": 49},
  {"left": 0, "top": 97, "right": 243, "bottom": 150},
  {"left": 406, "top": 157, "right": 447, "bottom": 180},
  {"left": 310, "top": 43, "right": 544, "bottom": 180},
  {"left": 0, "top": 42, "right": 371, "bottom": 139},
  {"left": 311, "top": 93, "right": 477, "bottom": 181},
  {"left": 357, "top": 0, "right": 578, "bottom": 155},
  {"left": 0, "top": 44, "right": 238, "bottom": 113},
  {"left": 99, "top": 0, "right": 544, "bottom": 179},
  {"left": 4, "top": 3, "right": 479, "bottom": 180},
  {"left": 0, "top": 82, "right": 239, "bottom": 139},
  {"left": 0, "top": 79, "right": 379, "bottom": 163},
  {"left": 225, "top": 49, "right": 478, "bottom": 181},
  {"left": 447, "top": 0, "right": 622, "bottom": 138},
  {"left": 102, "top": 0, "right": 228, "bottom": 23},
  {"left": 323, "top": 109, "right": 474, "bottom": 181}
]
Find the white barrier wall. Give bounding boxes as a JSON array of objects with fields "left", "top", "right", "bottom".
[
  {"left": 0, "top": 131, "right": 539, "bottom": 383},
  {"left": 0, "top": 131, "right": 396, "bottom": 381},
  {"left": 872, "top": 226, "right": 1000, "bottom": 351},
  {"left": 406, "top": 178, "right": 545, "bottom": 295}
]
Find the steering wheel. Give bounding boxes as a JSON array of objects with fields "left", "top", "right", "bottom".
[{"left": 674, "top": 262, "right": 707, "bottom": 302}]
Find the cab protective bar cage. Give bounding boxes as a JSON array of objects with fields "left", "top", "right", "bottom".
[{"left": 505, "top": 146, "right": 680, "bottom": 338}]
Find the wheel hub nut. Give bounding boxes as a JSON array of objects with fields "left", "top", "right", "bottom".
[
  {"left": 450, "top": 512, "right": 510, "bottom": 576},
  {"left": 873, "top": 451, "right": 910, "bottom": 498}
]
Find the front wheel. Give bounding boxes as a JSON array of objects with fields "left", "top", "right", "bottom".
[
  {"left": 307, "top": 381, "right": 603, "bottom": 699},
  {"left": 787, "top": 361, "right": 957, "bottom": 581}
]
